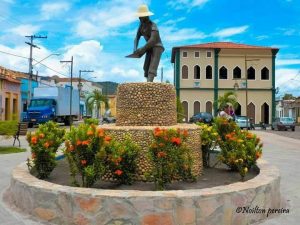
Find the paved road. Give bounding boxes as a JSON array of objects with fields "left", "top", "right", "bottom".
[
  {"left": 0, "top": 131, "right": 300, "bottom": 224},
  {"left": 261, "top": 125, "right": 300, "bottom": 140}
]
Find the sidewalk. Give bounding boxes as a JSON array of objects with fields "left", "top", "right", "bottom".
[{"left": 1, "top": 132, "right": 300, "bottom": 224}]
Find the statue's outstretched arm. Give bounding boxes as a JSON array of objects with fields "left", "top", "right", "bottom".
[
  {"left": 135, "top": 30, "right": 158, "bottom": 56},
  {"left": 134, "top": 29, "right": 141, "bottom": 52}
]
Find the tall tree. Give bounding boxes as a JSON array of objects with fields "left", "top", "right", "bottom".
[
  {"left": 216, "top": 91, "right": 238, "bottom": 111},
  {"left": 86, "top": 90, "right": 108, "bottom": 118},
  {"left": 282, "top": 93, "right": 296, "bottom": 100}
]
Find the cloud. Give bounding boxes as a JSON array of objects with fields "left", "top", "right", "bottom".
[
  {"left": 74, "top": 0, "right": 149, "bottom": 39},
  {"left": 161, "top": 26, "right": 206, "bottom": 42},
  {"left": 256, "top": 35, "right": 269, "bottom": 41},
  {"left": 276, "top": 68, "right": 300, "bottom": 96},
  {"left": 41, "top": 2, "right": 71, "bottom": 20},
  {"left": 277, "top": 59, "right": 300, "bottom": 66},
  {"left": 211, "top": 26, "right": 249, "bottom": 38},
  {"left": 7, "top": 24, "right": 40, "bottom": 36},
  {"left": 168, "top": 0, "right": 210, "bottom": 10}
]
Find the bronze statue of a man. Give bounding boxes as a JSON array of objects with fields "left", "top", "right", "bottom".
[{"left": 133, "top": 5, "right": 164, "bottom": 82}]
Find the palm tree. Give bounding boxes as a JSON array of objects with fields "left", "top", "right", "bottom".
[
  {"left": 86, "top": 90, "right": 108, "bottom": 119},
  {"left": 216, "top": 91, "right": 238, "bottom": 111}
]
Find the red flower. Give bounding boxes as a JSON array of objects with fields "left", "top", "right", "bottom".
[
  {"left": 82, "top": 140, "right": 90, "bottom": 146},
  {"left": 44, "top": 142, "right": 50, "bottom": 148},
  {"left": 104, "top": 136, "right": 112, "bottom": 142},
  {"left": 183, "top": 129, "right": 188, "bottom": 137},
  {"left": 87, "top": 130, "right": 94, "bottom": 136},
  {"left": 157, "top": 151, "right": 167, "bottom": 158},
  {"left": 81, "top": 160, "right": 87, "bottom": 166},
  {"left": 97, "top": 128, "right": 105, "bottom": 137},
  {"left": 39, "top": 133, "right": 45, "bottom": 139},
  {"left": 31, "top": 136, "right": 38, "bottom": 145},
  {"left": 76, "top": 140, "right": 82, "bottom": 146},
  {"left": 114, "top": 169, "right": 123, "bottom": 176},
  {"left": 171, "top": 137, "right": 181, "bottom": 146}
]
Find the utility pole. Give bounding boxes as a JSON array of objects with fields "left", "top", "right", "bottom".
[
  {"left": 25, "top": 35, "right": 47, "bottom": 105},
  {"left": 78, "top": 70, "right": 94, "bottom": 120},
  {"left": 60, "top": 57, "right": 74, "bottom": 129}
]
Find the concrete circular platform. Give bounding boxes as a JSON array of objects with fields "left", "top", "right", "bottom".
[{"left": 4, "top": 159, "right": 280, "bottom": 225}]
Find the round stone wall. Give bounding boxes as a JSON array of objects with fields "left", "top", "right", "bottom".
[
  {"left": 102, "top": 123, "right": 202, "bottom": 181},
  {"left": 116, "top": 83, "right": 177, "bottom": 126}
]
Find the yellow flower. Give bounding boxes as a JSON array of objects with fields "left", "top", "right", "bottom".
[
  {"left": 207, "top": 127, "right": 212, "bottom": 132},
  {"left": 213, "top": 132, "right": 218, "bottom": 136},
  {"left": 238, "top": 158, "right": 243, "bottom": 163},
  {"left": 244, "top": 167, "right": 248, "bottom": 173}
]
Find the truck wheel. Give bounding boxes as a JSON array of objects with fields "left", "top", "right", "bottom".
[
  {"left": 271, "top": 126, "right": 274, "bottom": 130},
  {"left": 64, "top": 118, "right": 70, "bottom": 126},
  {"left": 28, "top": 123, "right": 33, "bottom": 128},
  {"left": 292, "top": 128, "right": 295, "bottom": 132}
]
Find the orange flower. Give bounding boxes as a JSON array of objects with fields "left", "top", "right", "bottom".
[
  {"left": 87, "top": 130, "right": 94, "bottom": 136},
  {"left": 171, "top": 137, "right": 181, "bottom": 146},
  {"left": 159, "top": 143, "right": 165, "bottom": 147},
  {"left": 31, "top": 153, "right": 36, "bottom": 159},
  {"left": 82, "top": 140, "right": 90, "bottom": 146},
  {"left": 76, "top": 140, "right": 82, "bottom": 146},
  {"left": 246, "top": 133, "right": 254, "bottom": 139},
  {"left": 104, "top": 136, "right": 112, "bottom": 144},
  {"left": 81, "top": 160, "right": 87, "bottom": 166},
  {"left": 256, "top": 152, "right": 262, "bottom": 159},
  {"left": 97, "top": 128, "right": 105, "bottom": 137},
  {"left": 114, "top": 169, "right": 123, "bottom": 176},
  {"left": 154, "top": 127, "right": 163, "bottom": 137},
  {"left": 31, "top": 136, "right": 38, "bottom": 145},
  {"left": 157, "top": 151, "right": 167, "bottom": 158},
  {"left": 39, "top": 133, "right": 45, "bottom": 139},
  {"left": 44, "top": 142, "right": 50, "bottom": 148},
  {"left": 183, "top": 129, "right": 188, "bottom": 137},
  {"left": 68, "top": 145, "right": 74, "bottom": 152}
]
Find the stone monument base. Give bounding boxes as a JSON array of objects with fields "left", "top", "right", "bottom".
[{"left": 101, "top": 123, "right": 202, "bottom": 181}]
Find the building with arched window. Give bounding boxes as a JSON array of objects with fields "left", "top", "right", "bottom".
[{"left": 171, "top": 42, "right": 279, "bottom": 124}]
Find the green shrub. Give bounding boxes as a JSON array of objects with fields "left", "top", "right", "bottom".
[
  {"left": 26, "top": 121, "right": 65, "bottom": 179},
  {"left": 97, "top": 136, "right": 140, "bottom": 185},
  {"left": 83, "top": 118, "right": 99, "bottom": 125},
  {"left": 149, "top": 128, "right": 195, "bottom": 190},
  {"left": 0, "top": 120, "right": 18, "bottom": 137}
]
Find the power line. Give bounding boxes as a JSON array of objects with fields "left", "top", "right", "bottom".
[{"left": 0, "top": 49, "right": 28, "bottom": 59}]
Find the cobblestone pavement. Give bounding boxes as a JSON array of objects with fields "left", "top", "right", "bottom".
[{"left": 257, "top": 126, "right": 300, "bottom": 140}]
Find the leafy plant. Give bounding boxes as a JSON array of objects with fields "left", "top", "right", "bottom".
[
  {"left": 197, "top": 123, "right": 219, "bottom": 167},
  {"left": 216, "top": 91, "right": 238, "bottom": 111},
  {"left": 97, "top": 136, "right": 140, "bottom": 185},
  {"left": 64, "top": 124, "right": 106, "bottom": 187},
  {"left": 86, "top": 90, "right": 108, "bottom": 119},
  {"left": 26, "top": 121, "right": 65, "bottom": 179},
  {"left": 149, "top": 128, "right": 195, "bottom": 190},
  {"left": 83, "top": 118, "right": 99, "bottom": 125},
  {"left": 0, "top": 120, "right": 18, "bottom": 137}
]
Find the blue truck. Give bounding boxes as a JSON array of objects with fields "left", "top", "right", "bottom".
[{"left": 23, "top": 86, "right": 80, "bottom": 127}]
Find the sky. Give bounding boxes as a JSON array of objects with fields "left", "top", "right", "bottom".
[{"left": 0, "top": 0, "right": 299, "bottom": 97}]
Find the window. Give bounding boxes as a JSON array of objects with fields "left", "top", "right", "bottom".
[
  {"left": 182, "top": 51, "right": 188, "bottom": 58},
  {"left": 219, "top": 66, "right": 228, "bottom": 79},
  {"left": 182, "top": 65, "right": 188, "bottom": 79},
  {"left": 261, "top": 67, "right": 269, "bottom": 80},
  {"left": 206, "top": 101, "right": 212, "bottom": 114},
  {"left": 247, "top": 67, "right": 255, "bottom": 80},
  {"left": 194, "top": 65, "right": 200, "bottom": 79},
  {"left": 206, "top": 65, "right": 212, "bottom": 79},
  {"left": 194, "top": 101, "right": 200, "bottom": 114},
  {"left": 195, "top": 52, "right": 200, "bottom": 58},
  {"left": 206, "top": 51, "right": 212, "bottom": 58},
  {"left": 233, "top": 66, "right": 241, "bottom": 79}
]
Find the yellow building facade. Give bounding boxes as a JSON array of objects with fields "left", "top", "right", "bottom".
[{"left": 171, "top": 42, "right": 279, "bottom": 124}]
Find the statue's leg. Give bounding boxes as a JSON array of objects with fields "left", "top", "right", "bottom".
[
  {"left": 144, "top": 51, "right": 151, "bottom": 79},
  {"left": 147, "top": 47, "right": 164, "bottom": 82}
]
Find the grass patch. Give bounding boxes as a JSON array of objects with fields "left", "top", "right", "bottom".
[{"left": 0, "top": 147, "right": 26, "bottom": 154}]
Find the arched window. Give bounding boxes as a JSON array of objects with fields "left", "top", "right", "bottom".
[
  {"left": 206, "top": 65, "right": 212, "bottom": 79},
  {"left": 261, "top": 67, "right": 269, "bottom": 80},
  {"left": 233, "top": 66, "right": 241, "bottom": 79},
  {"left": 182, "top": 65, "right": 188, "bottom": 79},
  {"left": 206, "top": 101, "right": 212, "bottom": 114},
  {"left": 247, "top": 102, "right": 255, "bottom": 123},
  {"left": 194, "top": 65, "right": 200, "bottom": 79},
  {"left": 194, "top": 101, "right": 200, "bottom": 114},
  {"left": 247, "top": 67, "right": 255, "bottom": 80},
  {"left": 219, "top": 66, "right": 227, "bottom": 79},
  {"left": 182, "top": 101, "right": 189, "bottom": 122}
]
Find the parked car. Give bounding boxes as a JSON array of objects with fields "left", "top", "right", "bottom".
[
  {"left": 271, "top": 117, "right": 295, "bottom": 131},
  {"left": 189, "top": 112, "right": 213, "bottom": 124},
  {"left": 235, "top": 116, "right": 252, "bottom": 129}
]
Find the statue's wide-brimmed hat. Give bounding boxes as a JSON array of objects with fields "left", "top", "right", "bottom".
[{"left": 136, "top": 5, "right": 154, "bottom": 17}]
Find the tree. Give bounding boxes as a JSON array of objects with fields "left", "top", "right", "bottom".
[
  {"left": 282, "top": 93, "right": 296, "bottom": 100},
  {"left": 216, "top": 91, "right": 238, "bottom": 111},
  {"left": 176, "top": 98, "right": 185, "bottom": 123},
  {"left": 86, "top": 90, "right": 108, "bottom": 118}
]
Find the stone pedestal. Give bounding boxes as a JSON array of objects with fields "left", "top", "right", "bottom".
[{"left": 104, "top": 82, "right": 203, "bottom": 180}]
